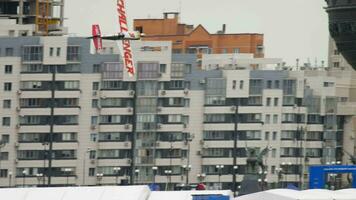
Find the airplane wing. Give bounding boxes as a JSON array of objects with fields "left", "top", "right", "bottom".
[{"left": 117, "top": 0, "right": 135, "bottom": 77}]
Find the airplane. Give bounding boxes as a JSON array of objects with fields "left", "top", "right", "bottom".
[
  {"left": 88, "top": 25, "right": 144, "bottom": 50},
  {"left": 88, "top": 0, "right": 142, "bottom": 77}
]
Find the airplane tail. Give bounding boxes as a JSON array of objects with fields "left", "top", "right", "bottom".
[{"left": 92, "top": 24, "right": 103, "bottom": 50}]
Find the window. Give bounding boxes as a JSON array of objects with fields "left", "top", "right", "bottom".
[
  {"left": 5, "top": 48, "right": 13, "bottom": 57},
  {"left": 63, "top": 81, "right": 80, "bottom": 89},
  {"left": 159, "top": 64, "right": 166, "bottom": 73},
  {"left": 248, "top": 96, "right": 262, "bottom": 105},
  {"left": 89, "top": 168, "right": 96, "bottom": 176},
  {"left": 89, "top": 150, "right": 96, "bottom": 159},
  {"left": 56, "top": 48, "right": 61, "bottom": 57},
  {"left": 138, "top": 62, "right": 159, "bottom": 79},
  {"left": 93, "top": 64, "right": 101, "bottom": 73},
  {"left": 274, "top": 98, "right": 279, "bottom": 106},
  {"left": 92, "top": 99, "right": 98, "bottom": 108},
  {"left": 239, "top": 80, "right": 244, "bottom": 89},
  {"left": 4, "top": 82, "right": 12, "bottom": 91},
  {"left": 267, "top": 80, "right": 272, "bottom": 89},
  {"left": 169, "top": 80, "right": 184, "bottom": 89},
  {"left": 232, "top": 80, "right": 237, "bottom": 89},
  {"left": 50, "top": 47, "right": 54, "bottom": 56},
  {"left": 90, "top": 133, "right": 97, "bottom": 142},
  {"left": 4, "top": 65, "right": 12, "bottom": 74},
  {"left": 67, "top": 46, "right": 80, "bottom": 61},
  {"left": 222, "top": 49, "right": 228, "bottom": 53},
  {"left": 92, "top": 82, "right": 99, "bottom": 90},
  {"left": 185, "top": 64, "right": 192, "bottom": 74},
  {"left": 273, "top": 114, "right": 278, "bottom": 124},
  {"left": 249, "top": 79, "right": 262, "bottom": 95},
  {"left": 272, "top": 149, "right": 276, "bottom": 158},
  {"left": 0, "top": 169, "right": 8, "bottom": 178},
  {"left": 168, "top": 114, "right": 182, "bottom": 123},
  {"left": 324, "top": 82, "right": 335, "bottom": 87},
  {"left": 1, "top": 135, "right": 9, "bottom": 143},
  {"left": 91, "top": 116, "right": 98, "bottom": 125},
  {"left": 233, "top": 48, "right": 240, "bottom": 54},
  {"left": 3, "top": 100, "right": 11, "bottom": 108},
  {"left": 265, "top": 132, "right": 270, "bottom": 140},
  {"left": 171, "top": 63, "right": 185, "bottom": 78},
  {"left": 275, "top": 80, "right": 280, "bottom": 89},
  {"left": 265, "top": 114, "right": 271, "bottom": 124},
  {"left": 0, "top": 152, "right": 8, "bottom": 161},
  {"left": 22, "top": 46, "right": 43, "bottom": 61},
  {"left": 272, "top": 132, "right": 277, "bottom": 140},
  {"left": 2, "top": 117, "right": 10, "bottom": 126},
  {"left": 266, "top": 98, "right": 271, "bottom": 106}
]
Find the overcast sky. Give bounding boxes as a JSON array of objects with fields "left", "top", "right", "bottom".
[{"left": 65, "top": 0, "right": 329, "bottom": 66}]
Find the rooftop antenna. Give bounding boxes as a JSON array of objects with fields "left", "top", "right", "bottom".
[
  {"left": 314, "top": 57, "right": 318, "bottom": 68},
  {"left": 296, "top": 58, "right": 300, "bottom": 70}
]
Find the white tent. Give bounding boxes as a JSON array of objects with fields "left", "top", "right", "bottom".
[
  {"left": 235, "top": 189, "right": 356, "bottom": 200},
  {"left": 149, "top": 190, "right": 233, "bottom": 200},
  {"left": 0, "top": 186, "right": 151, "bottom": 200}
]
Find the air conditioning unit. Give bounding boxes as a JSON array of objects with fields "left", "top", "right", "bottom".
[
  {"left": 200, "top": 140, "right": 205, "bottom": 145},
  {"left": 17, "top": 90, "right": 22, "bottom": 95},
  {"left": 124, "top": 142, "right": 129, "bottom": 147},
  {"left": 156, "top": 142, "right": 160, "bottom": 147},
  {"left": 127, "top": 159, "right": 132, "bottom": 164},
  {"left": 128, "top": 107, "right": 133, "bottom": 112},
  {"left": 196, "top": 151, "right": 202, "bottom": 155},
  {"left": 91, "top": 125, "right": 97, "bottom": 130},
  {"left": 161, "top": 90, "right": 166, "bottom": 95},
  {"left": 129, "top": 90, "right": 135, "bottom": 96},
  {"left": 14, "top": 159, "right": 19, "bottom": 163},
  {"left": 92, "top": 91, "right": 98, "bottom": 96},
  {"left": 14, "top": 142, "right": 20, "bottom": 148},
  {"left": 159, "top": 73, "right": 163, "bottom": 77},
  {"left": 184, "top": 89, "right": 189, "bottom": 95},
  {"left": 231, "top": 106, "right": 236, "bottom": 111},
  {"left": 157, "top": 107, "right": 162, "bottom": 112},
  {"left": 124, "top": 124, "right": 131, "bottom": 129},
  {"left": 90, "top": 159, "right": 96, "bottom": 164},
  {"left": 183, "top": 123, "right": 188, "bottom": 128},
  {"left": 199, "top": 79, "right": 206, "bottom": 84},
  {"left": 16, "top": 107, "right": 21, "bottom": 112},
  {"left": 16, "top": 124, "right": 21, "bottom": 129},
  {"left": 101, "top": 95, "right": 107, "bottom": 99}
]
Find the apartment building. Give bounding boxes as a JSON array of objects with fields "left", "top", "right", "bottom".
[
  {"left": 134, "top": 12, "right": 264, "bottom": 58},
  {"left": 0, "top": 34, "right": 355, "bottom": 192}
]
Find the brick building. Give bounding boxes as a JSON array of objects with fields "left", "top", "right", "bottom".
[{"left": 134, "top": 12, "right": 264, "bottom": 58}]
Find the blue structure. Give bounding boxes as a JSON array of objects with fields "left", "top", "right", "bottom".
[
  {"left": 309, "top": 165, "right": 356, "bottom": 189},
  {"left": 192, "top": 195, "right": 229, "bottom": 200}
]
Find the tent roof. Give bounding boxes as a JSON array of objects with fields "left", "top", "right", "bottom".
[
  {"left": 149, "top": 190, "right": 232, "bottom": 200},
  {"left": 235, "top": 189, "right": 356, "bottom": 200},
  {"left": 0, "top": 186, "right": 150, "bottom": 200}
]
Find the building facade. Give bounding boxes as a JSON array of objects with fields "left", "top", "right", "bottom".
[
  {"left": 0, "top": 0, "right": 66, "bottom": 35},
  {"left": 0, "top": 35, "right": 355, "bottom": 192}
]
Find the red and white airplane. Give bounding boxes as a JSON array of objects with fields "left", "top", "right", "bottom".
[{"left": 89, "top": 0, "right": 142, "bottom": 77}]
